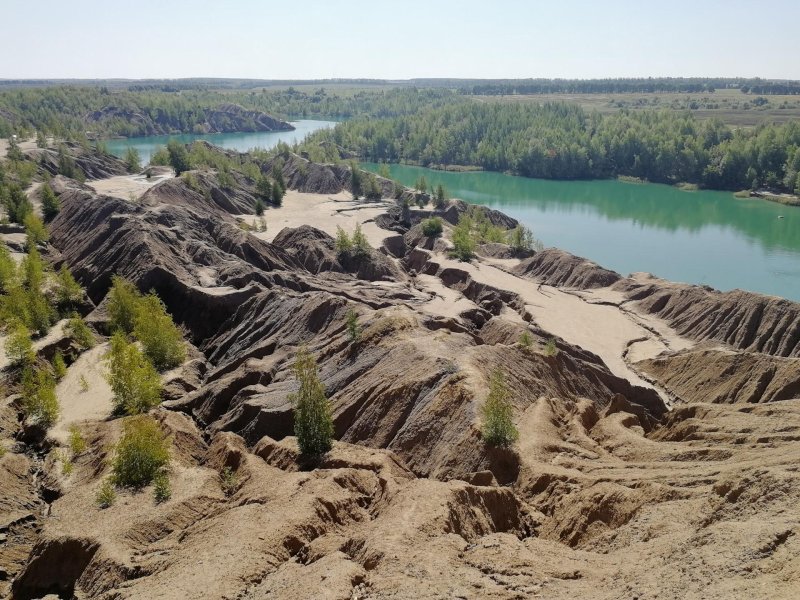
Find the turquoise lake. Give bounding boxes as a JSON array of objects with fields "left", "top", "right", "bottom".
[{"left": 364, "top": 163, "right": 800, "bottom": 302}]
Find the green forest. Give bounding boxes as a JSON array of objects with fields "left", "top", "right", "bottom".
[
  {"left": 301, "top": 103, "right": 800, "bottom": 193},
  {"left": 0, "top": 86, "right": 461, "bottom": 138}
]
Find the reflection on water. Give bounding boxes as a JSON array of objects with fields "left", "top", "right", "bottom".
[
  {"left": 105, "top": 120, "right": 336, "bottom": 164},
  {"left": 364, "top": 163, "right": 800, "bottom": 301}
]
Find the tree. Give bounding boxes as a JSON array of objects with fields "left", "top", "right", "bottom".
[
  {"left": 335, "top": 226, "right": 353, "bottom": 256},
  {"left": 35, "top": 131, "right": 47, "bottom": 149},
  {"left": 124, "top": 147, "right": 141, "bottom": 173},
  {"left": 107, "top": 276, "right": 141, "bottom": 334},
  {"left": 350, "top": 162, "right": 362, "bottom": 199},
  {"left": 508, "top": 225, "right": 542, "bottom": 252},
  {"left": 270, "top": 180, "right": 284, "bottom": 206},
  {"left": 254, "top": 198, "right": 265, "bottom": 216},
  {"left": 24, "top": 213, "right": 49, "bottom": 245},
  {"left": 421, "top": 217, "right": 443, "bottom": 237},
  {"left": 4, "top": 184, "right": 33, "bottom": 224},
  {"left": 21, "top": 367, "right": 59, "bottom": 427},
  {"left": 106, "top": 332, "right": 162, "bottom": 415},
  {"left": 450, "top": 213, "right": 476, "bottom": 261},
  {"left": 415, "top": 175, "right": 428, "bottom": 193},
  {"left": 481, "top": 369, "right": 518, "bottom": 447},
  {"left": 54, "top": 265, "right": 83, "bottom": 311},
  {"left": 65, "top": 313, "right": 95, "bottom": 349},
  {"left": 351, "top": 223, "right": 370, "bottom": 256},
  {"left": 256, "top": 175, "right": 273, "bottom": 201},
  {"left": 434, "top": 184, "right": 447, "bottom": 209},
  {"left": 291, "top": 347, "right": 334, "bottom": 458},
  {"left": 6, "top": 322, "right": 34, "bottom": 365},
  {"left": 166, "top": 140, "right": 191, "bottom": 175},
  {"left": 111, "top": 415, "right": 170, "bottom": 488},
  {"left": 0, "top": 244, "right": 17, "bottom": 293},
  {"left": 345, "top": 308, "right": 360, "bottom": 343},
  {"left": 40, "top": 183, "right": 60, "bottom": 222},
  {"left": 133, "top": 293, "right": 186, "bottom": 371}
]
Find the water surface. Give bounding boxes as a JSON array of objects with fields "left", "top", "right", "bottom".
[
  {"left": 105, "top": 120, "right": 336, "bottom": 164},
  {"left": 364, "top": 163, "right": 800, "bottom": 301}
]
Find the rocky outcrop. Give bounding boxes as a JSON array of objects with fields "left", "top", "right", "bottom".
[
  {"left": 84, "top": 103, "right": 293, "bottom": 135},
  {"left": 638, "top": 349, "right": 800, "bottom": 404},
  {"left": 513, "top": 248, "right": 622, "bottom": 289},
  {"left": 617, "top": 275, "right": 800, "bottom": 357},
  {"left": 25, "top": 142, "right": 129, "bottom": 180}
]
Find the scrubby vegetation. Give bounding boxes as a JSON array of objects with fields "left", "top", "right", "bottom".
[
  {"left": 220, "top": 467, "right": 240, "bottom": 497},
  {"left": 65, "top": 314, "right": 95, "bottom": 349},
  {"left": 335, "top": 223, "right": 370, "bottom": 259},
  {"left": 111, "top": 415, "right": 171, "bottom": 488},
  {"left": 106, "top": 332, "right": 162, "bottom": 415},
  {"left": 346, "top": 308, "right": 360, "bottom": 343},
  {"left": 481, "top": 369, "right": 518, "bottom": 447},
  {"left": 21, "top": 367, "right": 59, "bottom": 427},
  {"left": 291, "top": 346, "right": 334, "bottom": 458},
  {"left": 96, "top": 478, "right": 116, "bottom": 508},
  {"left": 421, "top": 217, "right": 443, "bottom": 237},
  {"left": 107, "top": 276, "right": 185, "bottom": 370}
]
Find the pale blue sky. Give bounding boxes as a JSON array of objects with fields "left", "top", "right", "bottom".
[{"left": 3, "top": 0, "right": 799, "bottom": 80}]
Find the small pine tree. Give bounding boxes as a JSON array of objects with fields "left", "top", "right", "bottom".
[
  {"left": 271, "top": 180, "right": 285, "bottom": 206},
  {"left": 68, "top": 424, "right": 87, "bottom": 455},
  {"left": 166, "top": 140, "right": 191, "bottom": 175},
  {"left": 66, "top": 314, "right": 95, "bottom": 350},
  {"left": 153, "top": 471, "right": 171, "bottom": 503},
  {"left": 254, "top": 198, "right": 265, "bottom": 216},
  {"left": 124, "top": 147, "right": 141, "bottom": 173},
  {"left": 519, "top": 331, "right": 533, "bottom": 349},
  {"left": 111, "top": 415, "right": 170, "bottom": 488},
  {"left": 96, "top": 478, "right": 116, "bottom": 508},
  {"left": 345, "top": 308, "right": 360, "bottom": 343},
  {"left": 291, "top": 347, "right": 334, "bottom": 458},
  {"left": 107, "top": 276, "right": 141, "bottom": 334},
  {"left": 434, "top": 184, "right": 447, "bottom": 209},
  {"left": 351, "top": 223, "right": 370, "bottom": 257},
  {"left": 21, "top": 367, "right": 59, "bottom": 427},
  {"left": 133, "top": 293, "right": 186, "bottom": 371},
  {"left": 52, "top": 350, "right": 67, "bottom": 380},
  {"left": 106, "top": 332, "right": 162, "bottom": 415},
  {"left": 55, "top": 265, "right": 83, "bottom": 311},
  {"left": 481, "top": 369, "right": 518, "bottom": 447},
  {"left": 450, "top": 214, "right": 476, "bottom": 261},
  {"left": 40, "top": 183, "right": 60, "bottom": 222},
  {"left": 24, "top": 213, "right": 49, "bottom": 245},
  {"left": 335, "top": 226, "right": 353, "bottom": 257},
  {"left": 6, "top": 321, "right": 33, "bottom": 364}
]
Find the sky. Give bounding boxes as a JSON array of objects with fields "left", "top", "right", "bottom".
[{"left": 2, "top": 0, "right": 799, "bottom": 80}]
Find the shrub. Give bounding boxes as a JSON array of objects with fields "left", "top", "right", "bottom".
[
  {"left": 421, "top": 217, "right": 443, "bottom": 237},
  {"left": 79, "top": 374, "right": 89, "bottom": 392},
  {"left": 519, "top": 331, "right": 532, "bottom": 349},
  {"left": 481, "top": 369, "right": 518, "bottom": 447},
  {"left": 0, "top": 244, "right": 17, "bottom": 293},
  {"left": 4, "top": 184, "right": 33, "bottom": 224},
  {"left": 6, "top": 322, "right": 34, "bottom": 365},
  {"left": 335, "top": 226, "right": 353, "bottom": 256},
  {"left": 21, "top": 367, "right": 59, "bottom": 427},
  {"left": 291, "top": 347, "right": 334, "bottom": 458},
  {"left": 54, "top": 265, "right": 83, "bottom": 311},
  {"left": 65, "top": 314, "right": 95, "bottom": 349},
  {"left": 40, "top": 183, "right": 60, "bottom": 222},
  {"left": 52, "top": 350, "right": 67, "bottom": 380},
  {"left": 433, "top": 184, "right": 447, "bottom": 209},
  {"left": 351, "top": 223, "right": 370, "bottom": 256},
  {"left": 24, "top": 213, "right": 49, "bottom": 245},
  {"left": 346, "top": 308, "right": 360, "bottom": 343},
  {"left": 544, "top": 338, "right": 559, "bottom": 357},
  {"left": 167, "top": 140, "right": 191, "bottom": 175},
  {"left": 96, "top": 478, "right": 116, "bottom": 508},
  {"left": 508, "top": 225, "right": 543, "bottom": 252},
  {"left": 124, "top": 147, "right": 141, "bottom": 173},
  {"left": 59, "top": 452, "right": 74, "bottom": 476},
  {"left": 149, "top": 146, "right": 170, "bottom": 166},
  {"left": 133, "top": 293, "right": 186, "bottom": 371},
  {"left": 450, "top": 214, "right": 476, "bottom": 261},
  {"left": 106, "top": 332, "right": 162, "bottom": 415},
  {"left": 68, "top": 424, "right": 87, "bottom": 456},
  {"left": 153, "top": 471, "right": 171, "bottom": 503},
  {"left": 111, "top": 415, "right": 170, "bottom": 488},
  {"left": 254, "top": 197, "right": 265, "bottom": 216},
  {"left": 220, "top": 466, "right": 239, "bottom": 497},
  {"left": 107, "top": 276, "right": 141, "bottom": 334}
]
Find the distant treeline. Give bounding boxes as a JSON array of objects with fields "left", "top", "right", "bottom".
[
  {"left": 301, "top": 103, "right": 800, "bottom": 194},
  {"left": 459, "top": 78, "right": 800, "bottom": 96},
  {"left": 0, "top": 86, "right": 461, "bottom": 138}
]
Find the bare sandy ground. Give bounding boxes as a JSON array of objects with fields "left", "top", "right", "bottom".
[
  {"left": 0, "top": 136, "right": 40, "bottom": 159},
  {"left": 244, "top": 190, "right": 395, "bottom": 248},
  {"left": 230, "top": 189, "right": 691, "bottom": 395},
  {"left": 89, "top": 172, "right": 173, "bottom": 200},
  {"left": 51, "top": 343, "right": 113, "bottom": 445}
]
